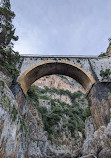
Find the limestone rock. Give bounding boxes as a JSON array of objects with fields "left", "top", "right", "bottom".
[
  {"left": 1, "top": 69, "right": 111, "bottom": 158},
  {"left": 98, "top": 148, "right": 111, "bottom": 158},
  {"left": 80, "top": 154, "right": 97, "bottom": 158},
  {"left": 0, "top": 78, "right": 24, "bottom": 157},
  {"left": 106, "top": 121, "right": 111, "bottom": 139},
  {"left": 85, "top": 117, "right": 95, "bottom": 138},
  {"left": 34, "top": 75, "right": 84, "bottom": 93},
  {"left": 82, "top": 119, "right": 111, "bottom": 157}
]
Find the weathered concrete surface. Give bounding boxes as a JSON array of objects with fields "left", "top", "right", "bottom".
[
  {"left": 19, "top": 56, "right": 111, "bottom": 82},
  {"left": 18, "top": 60, "right": 95, "bottom": 94},
  {"left": 18, "top": 55, "right": 111, "bottom": 95},
  {"left": 88, "top": 82, "right": 111, "bottom": 129}
]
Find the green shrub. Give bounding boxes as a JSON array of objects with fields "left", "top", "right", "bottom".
[
  {"left": 37, "top": 106, "right": 47, "bottom": 114},
  {"left": 11, "top": 106, "right": 18, "bottom": 121},
  {"left": 0, "top": 0, "right": 20, "bottom": 79},
  {"left": 100, "top": 69, "right": 111, "bottom": 81},
  {"left": 67, "top": 123, "right": 76, "bottom": 131},
  {"left": 71, "top": 91, "right": 83, "bottom": 103},
  {"left": 27, "top": 85, "right": 37, "bottom": 97},
  {"left": 0, "top": 78, "right": 5, "bottom": 91},
  {"left": 27, "top": 85, "right": 90, "bottom": 139},
  {"left": 83, "top": 107, "right": 91, "bottom": 119},
  {"left": 98, "top": 52, "right": 107, "bottom": 57},
  {"left": 52, "top": 106, "right": 63, "bottom": 114},
  {"left": 27, "top": 85, "right": 39, "bottom": 106}
]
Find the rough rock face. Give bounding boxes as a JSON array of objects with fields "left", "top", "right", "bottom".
[
  {"left": 34, "top": 74, "right": 87, "bottom": 107},
  {"left": 25, "top": 103, "right": 83, "bottom": 158},
  {"left": 1, "top": 71, "right": 111, "bottom": 158},
  {"left": 26, "top": 75, "right": 89, "bottom": 157},
  {"left": 34, "top": 75, "right": 84, "bottom": 93},
  {"left": 0, "top": 77, "right": 25, "bottom": 157},
  {"left": 88, "top": 83, "right": 111, "bottom": 129},
  {"left": 82, "top": 119, "right": 111, "bottom": 157},
  {"left": 0, "top": 72, "right": 88, "bottom": 157},
  {"left": 106, "top": 42, "right": 111, "bottom": 56},
  {"left": 0, "top": 73, "right": 85, "bottom": 157}
]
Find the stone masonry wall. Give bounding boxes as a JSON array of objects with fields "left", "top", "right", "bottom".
[{"left": 19, "top": 56, "right": 111, "bottom": 82}]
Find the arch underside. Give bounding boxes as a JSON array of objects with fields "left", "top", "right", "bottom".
[{"left": 18, "top": 60, "right": 95, "bottom": 94}]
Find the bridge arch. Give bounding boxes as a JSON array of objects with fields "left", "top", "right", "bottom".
[{"left": 18, "top": 60, "right": 95, "bottom": 94}]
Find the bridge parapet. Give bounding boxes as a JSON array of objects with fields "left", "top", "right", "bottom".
[{"left": 19, "top": 55, "right": 111, "bottom": 83}]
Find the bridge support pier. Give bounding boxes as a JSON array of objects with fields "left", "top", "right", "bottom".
[{"left": 88, "top": 82, "right": 111, "bottom": 129}]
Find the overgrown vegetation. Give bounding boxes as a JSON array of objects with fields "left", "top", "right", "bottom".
[
  {"left": 27, "top": 85, "right": 91, "bottom": 139},
  {"left": 0, "top": 77, "right": 5, "bottom": 91},
  {"left": 98, "top": 52, "right": 107, "bottom": 57},
  {"left": 0, "top": 0, "right": 20, "bottom": 78},
  {"left": 100, "top": 69, "right": 111, "bottom": 81},
  {"left": 99, "top": 38, "right": 111, "bottom": 57},
  {"left": 32, "top": 85, "right": 87, "bottom": 104}
]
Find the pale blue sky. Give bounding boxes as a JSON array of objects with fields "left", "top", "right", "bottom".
[{"left": 10, "top": 0, "right": 111, "bottom": 55}]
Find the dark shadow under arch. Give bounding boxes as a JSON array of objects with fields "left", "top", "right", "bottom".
[{"left": 18, "top": 60, "right": 95, "bottom": 94}]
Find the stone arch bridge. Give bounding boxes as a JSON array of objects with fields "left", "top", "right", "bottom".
[{"left": 13, "top": 55, "right": 111, "bottom": 130}]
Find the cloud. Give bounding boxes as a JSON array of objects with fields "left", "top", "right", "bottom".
[{"left": 10, "top": 0, "right": 111, "bottom": 55}]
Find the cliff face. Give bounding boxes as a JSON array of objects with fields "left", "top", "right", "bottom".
[
  {"left": 82, "top": 118, "right": 111, "bottom": 158},
  {"left": 26, "top": 75, "right": 90, "bottom": 157},
  {"left": 34, "top": 75, "right": 85, "bottom": 106},
  {"left": 34, "top": 75, "right": 84, "bottom": 93},
  {"left": 0, "top": 72, "right": 89, "bottom": 157},
  {"left": 0, "top": 76, "right": 24, "bottom": 157},
  {"left": 0, "top": 71, "right": 111, "bottom": 158}
]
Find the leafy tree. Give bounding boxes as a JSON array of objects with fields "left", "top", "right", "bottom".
[{"left": 0, "top": 0, "right": 20, "bottom": 78}]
